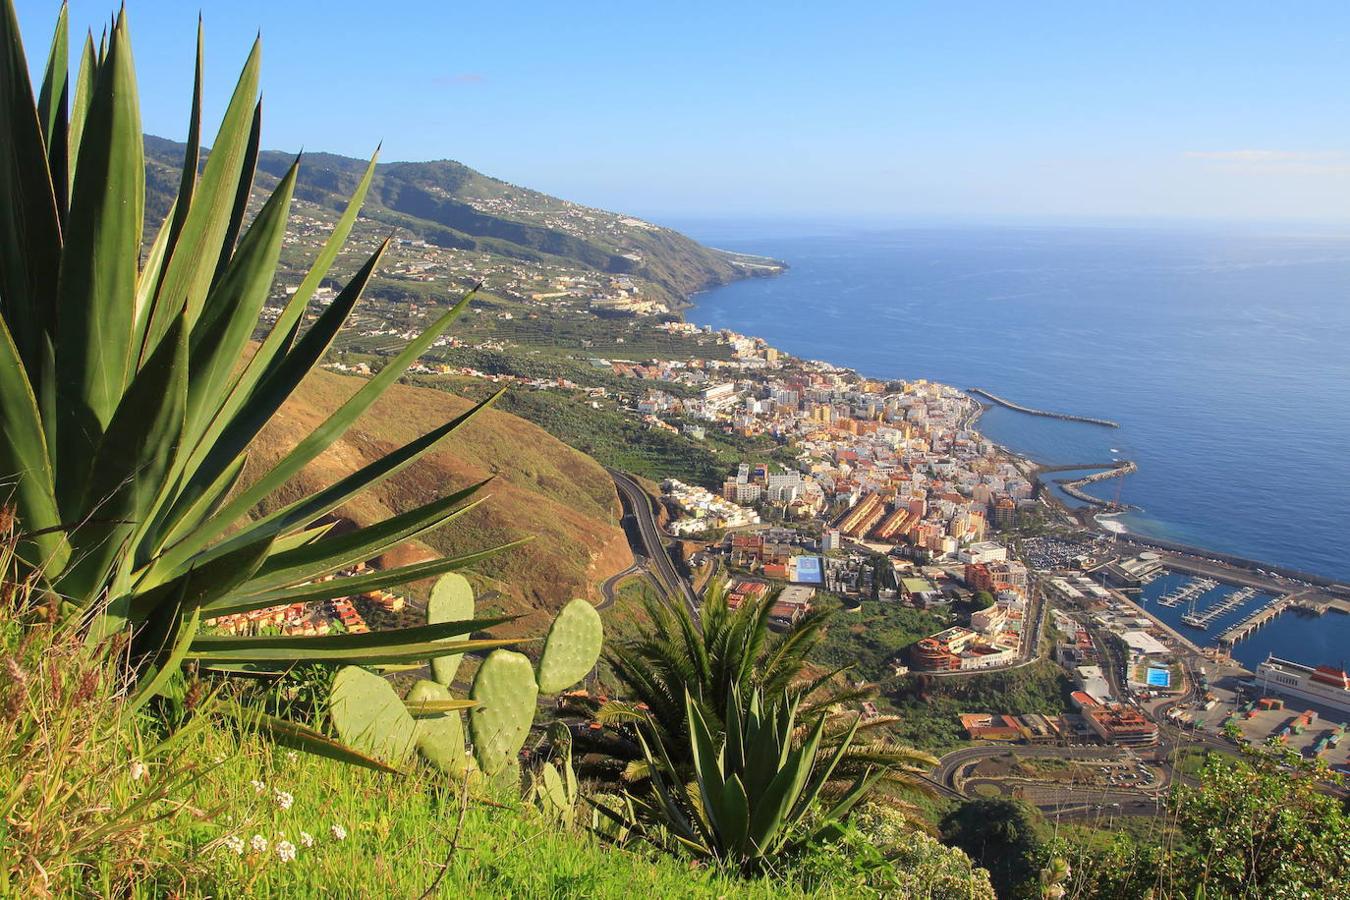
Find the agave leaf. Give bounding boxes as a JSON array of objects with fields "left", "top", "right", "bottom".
[
  {"left": 268, "top": 521, "right": 336, "bottom": 553},
  {"left": 224, "top": 708, "right": 402, "bottom": 775},
  {"left": 746, "top": 712, "right": 824, "bottom": 851},
  {"left": 208, "top": 541, "right": 527, "bottom": 615},
  {"left": 128, "top": 606, "right": 201, "bottom": 713},
  {"left": 194, "top": 149, "right": 380, "bottom": 468},
  {"left": 787, "top": 715, "right": 858, "bottom": 829},
  {"left": 185, "top": 634, "right": 521, "bottom": 667},
  {"left": 36, "top": 1, "right": 67, "bottom": 216},
  {"left": 142, "top": 36, "right": 259, "bottom": 347},
  {"left": 133, "top": 198, "right": 175, "bottom": 340},
  {"left": 124, "top": 530, "right": 274, "bottom": 624},
  {"left": 638, "top": 730, "right": 706, "bottom": 846},
  {"left": 716, "top": 775, "right": 751, "bottom": 855},
  {"left": 404, "top": 698, "right": 477, "bottom": 717},
  {"left": 204, "top": 388, "right": 505, "bottom": 562},
  {"left": 154, "top": 241, "right": 388, "bottom": 565},
  {"left": 68, "top": 31, "right": 95, "bottom": 189},
  {"left": 0, "top": 317, "right": 64, "bottom": 569},
  {"left": 686, "top": 690, "right": 727, "bottom": 807},
  {"left": 56, "top": 314, "right": 185, "bottom": 603},
  {"left": 164, "top": 18, "right": 202, "bottom": 261},
  {"left": 55, "top": 9, "right": 143, "bottom": 515},
  {"left": 0, "top": 0, "right": 63, "bottom": 376},
  {"left": 184, "top": 156, "right": 297, "bottom": 444},
  {"left": 210, "top": 481, "right": 491, "bottom": 597},
  {"left": 212, "top": 99, "right": 261, "bottom": 284},
  {"left": 197, "top": 281, "right": 478, "bottom": 546}
]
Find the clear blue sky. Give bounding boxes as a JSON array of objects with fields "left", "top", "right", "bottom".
[{"left": 16, "top": 0, "right": 1350, "bottom": 221}]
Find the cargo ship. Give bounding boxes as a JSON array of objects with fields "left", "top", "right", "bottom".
[{"left": 1254, "top": 656, "right": 1350, "bottom": 714}]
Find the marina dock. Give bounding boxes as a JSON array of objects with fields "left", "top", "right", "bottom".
[
  {"left": 1218, "top": 593, "right": 1350, "bottom": 646},
  {"left": 1156, "top": 577, "right": 1218, "bottom": 608},
  {"left": 1180, "top": 586, "right": 1257, "bottom": 630},
  {"left": 1219, "top": 595, "right": 1296, "bottom": 646},
  {"left": 968, "top": 388, "right": 1120, "bottom": 427}
]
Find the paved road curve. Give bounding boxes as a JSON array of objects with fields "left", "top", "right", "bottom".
[{"left": 607, "top": 468, "right": 701, "bottom": 619}]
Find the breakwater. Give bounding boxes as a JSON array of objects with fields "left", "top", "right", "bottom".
[
  {"left": 1054, "top": 461, "right": 1138, "bottom": 509},
  {"left": 968, "top": 388, "right": 1120, "bottom": 427}
]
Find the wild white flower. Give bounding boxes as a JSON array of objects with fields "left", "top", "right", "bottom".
[
  {"left": 128, "top": 760, "right": 146, "bottom": 781},
  {"left": 330, "top": 823, "right": 347, "bottom": 841},
  {"left": 275, "top": 840, "right": 297, "bottom": 863},
  {"left": 273, "top": 789, "right": 294, "bottom": 811},
  {"left": 222, "top": 835, "right": 245, "bottom": 856},
  {"left": 286, "top": 750, "right": 298, "bottom": 762},
  {"left": 250, "top": 779, "right": 266, "bottom": 795},
  {"left": 249, "top": 834, "right": 268, "bottom": 854},
  {"left": 213, "top": 753, "right": 226, "bottom": 764},
  {"left": 299, "top": 831, "right": 314, "bottom": 848}
]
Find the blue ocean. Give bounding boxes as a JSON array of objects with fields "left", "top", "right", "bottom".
[{"left": 673, "top": 221, "right": 1350, "bottom": 668}]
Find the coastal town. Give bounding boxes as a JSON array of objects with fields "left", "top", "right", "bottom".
[
  {"left": 212, "top": 142, "right": 1350, "bottom": 820},
  {"left": 305, "top": 268, "right": 1350, "bottom": 811}
]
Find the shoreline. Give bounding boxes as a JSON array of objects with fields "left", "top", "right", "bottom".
[{"left": 675, "top": 269, "right": 1350, "bottom": 595}]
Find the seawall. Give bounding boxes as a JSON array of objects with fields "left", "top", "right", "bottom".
[{"left": 969, "top": 388, "right": 1119, "bottom": 428}]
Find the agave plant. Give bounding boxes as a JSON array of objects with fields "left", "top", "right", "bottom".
[
  {"left": 600, "top": 686, "right": 881, "bottom": 873},
  {"left": 0, "top": 2, "right": 520, "bottom": 762},
  {"left": 601, "top": 579, "right": 844, "bottom": 748}
]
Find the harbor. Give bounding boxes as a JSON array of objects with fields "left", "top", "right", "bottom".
[
  {"left": 1219, "top": 595, "right": 1297, "bottom": 647},
  {"left": 1054, "top": 461, "right": 1138, "bottom": 510},
  {"left": 1155, "top": 577, "right": 1218, "bottom": 608},
  {"left": 1180, "top": 586, "right": 1257, "bottom": 630}
]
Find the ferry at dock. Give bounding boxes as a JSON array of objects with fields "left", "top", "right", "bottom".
[{"left": 1254, "top": 656, "right": 1350, "bottom": 715}]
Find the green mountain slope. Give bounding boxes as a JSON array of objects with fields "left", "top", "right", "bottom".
[{"left": 143, "top": 136, "right": 772, "bottom": 306}]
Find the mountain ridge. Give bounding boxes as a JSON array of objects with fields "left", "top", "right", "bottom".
[{"left": 143, "top": 134, "right": 777, "bottom": 308}]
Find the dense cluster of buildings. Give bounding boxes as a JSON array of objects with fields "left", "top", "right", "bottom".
[
  {"left": 724, "top": 578, "right": 816, "bottom": 628},
  {"left": 203, "top": 566, "right": 407, "bottom": 638},
  {"left": 615, "top": 331, "right": 1038, "bottom": 557},
  {"left": 662, "top": 479, "right": 761, "bottom": 535}
]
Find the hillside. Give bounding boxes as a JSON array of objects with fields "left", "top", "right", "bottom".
[
  {"left": 241, "top": 362, "right": 633, "bottom": 632},
  {"left": 144, "top": 136, "right": 772, "bottom": 309}
]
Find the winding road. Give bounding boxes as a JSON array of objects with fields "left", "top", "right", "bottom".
[{"left": 607, "top": 468, "right": 701, "bottom": 620}]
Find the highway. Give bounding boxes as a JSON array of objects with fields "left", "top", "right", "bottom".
[
  {"left": 933, "top": 744, "right": 1171, "bottom": 817},
  {"left": 607, "top": 468, "right": 701, "bottom": 620}
]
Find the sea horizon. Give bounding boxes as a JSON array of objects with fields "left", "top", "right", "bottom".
[{"left": 672, "top": 218, "right": 1350, "bottom": 668}]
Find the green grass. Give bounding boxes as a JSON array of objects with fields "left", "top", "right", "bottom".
[{"left": 151, "top": 722, "right": 812, "bottom": 898}]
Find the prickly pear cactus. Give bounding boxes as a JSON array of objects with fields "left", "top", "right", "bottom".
[
  {"left": 408, "top": 679, "right": 468, "bottom": 775},
  {"left": 536, "top": 598, "right": 603, "bottom": 693},
  {"left": 329, "top": 666, "right": 418, "bottom": 766},
  {"left": 468, "top": 650, "right": 538, "bottom": 776},
  {"left": 427, "top": 573, "right": 476, "bottom": 687},
  {"left": 529, "top": 761, "right": 575, "bottom": 823}
]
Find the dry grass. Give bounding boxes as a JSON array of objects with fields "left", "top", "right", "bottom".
[
  {"left": 241, "top": 364, "right": 633, "bottom": 631},
  {"left": 0, "top": 525, "right": 211, "bottom": 897}
]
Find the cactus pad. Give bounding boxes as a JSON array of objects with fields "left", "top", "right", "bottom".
[
  {"left": 329, "top": 666, "right": 418, "bottom": 766},
  {"left": 468, "top": 650, "right": 538, "bottom": 775},
  {"left": 536, "top": 598, "right": 603, "bottom": 693},
  {"left": 427, "top": 573, "right": 476, "bottom": 687},
  {"left": 408, "top": 679, "right": 468, "bottom": 775}
]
